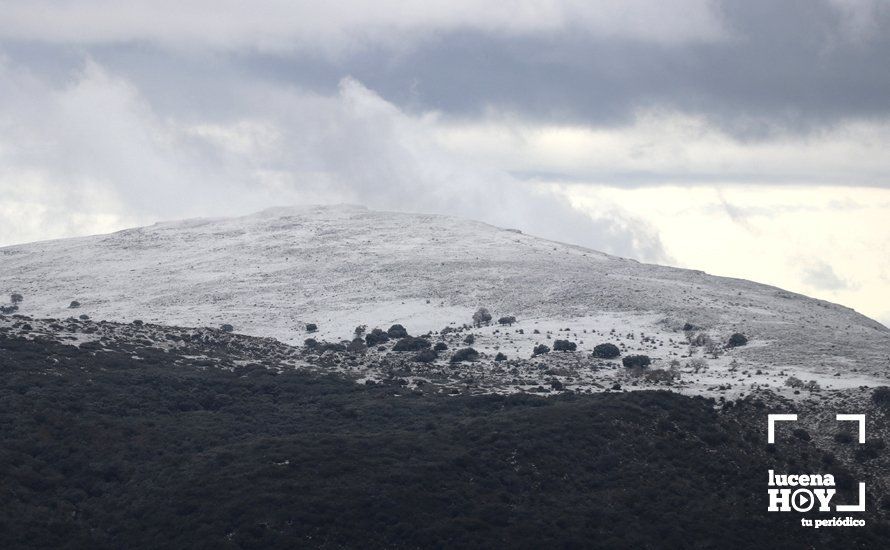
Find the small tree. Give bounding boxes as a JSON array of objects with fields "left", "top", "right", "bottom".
[
  {"left": 622, "top": 355, "right": 651, "bottom": 368},
  {"left": 69, "top": 300, "right": 81, "bottom": 309},
  {"left": 533, "top": 344, "right": 550, "bottom": 356},
  {"left": 472, "top": 307, "right": 492, "bottom": 327},
  {"left": 592, "top": 343, "right": 620, "bottom": 359},
  {"left": 220, "top": 324, "right": 234, "bottom": 333},
  {"left": 10, "top": 293, "right": 23, "bottom": 305},
  {"left": 347, "top": 338, "right": 367, "bottom": 354},
  {"left": 450, "top": 347, "right": 479, "bottom": 363},
  {"left": 727, "top": 333, "right": 748, "bottom": 347},
  {"left": 365, "top": 328, "right": 390, "bottom": 346},
  {"left": 553, "top": 339, "right": 577, "bottom": 352},
  {"left": 387, "top": 324, "right": 408, "bottom": 338},
  {"left": 413, "top": 348, "right": 438, "bottom": 363},
  {"left": 393, "top": 337, "right": 431, "bottom": 352},
  {"left": 498, "top": 316, "right": 516, "bottom": 326},
  {"left": 305, "top": 323, "right": 318, "bottom": 333}
]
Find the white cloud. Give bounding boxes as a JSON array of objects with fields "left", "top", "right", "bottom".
[
  {"left": 560, "top": 184, "right": 890, "bottom": 325},
  {"left": 0, "top": 58, "right": 665, "bottom": 261}
]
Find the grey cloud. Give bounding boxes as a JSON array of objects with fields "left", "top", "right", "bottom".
[
  {"left": 229, "top": 0, "right": 890, "bottom": 139},
  {"left": 801, "top": 261, "right": 851, "bottom": 291}
]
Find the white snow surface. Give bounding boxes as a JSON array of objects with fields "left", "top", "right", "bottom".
[{"left": 2, "top": 205, "right": 889, "bottom": 391}]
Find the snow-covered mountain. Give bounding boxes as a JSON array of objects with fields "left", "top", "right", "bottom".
[{"left": 2, "top": 205, "right": 888, "bottom": 393}]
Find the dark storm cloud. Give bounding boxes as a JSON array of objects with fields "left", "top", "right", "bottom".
[{"left": 233, "top": 0, "right": 890, "bottom": 137}]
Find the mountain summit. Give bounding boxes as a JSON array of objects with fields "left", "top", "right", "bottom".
[{"left": 2, "top": 205, "right": 888, "bottom": 391}]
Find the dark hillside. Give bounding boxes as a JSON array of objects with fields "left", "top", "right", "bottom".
[{"left": 0, "top": 333, "right": 885, "bottom": 549}]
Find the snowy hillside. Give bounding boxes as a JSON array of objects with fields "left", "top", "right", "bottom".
[{"left": 1, "top": 204, "right": 888, "bottom": 394}]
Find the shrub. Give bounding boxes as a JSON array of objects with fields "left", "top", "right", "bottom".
[
  {"left": 464, "top": 334, "right": 475, "bottom": 345},
  {"left": 304, "top": 338, "right": 319, "bottom": 349},
  {"left": 727, "top": 333, "right": 748, "bottom": 347},
  {"left": 784, "top": 376, "right": 804, "bottom": 389},
  {"left": 347, "top": 338, "right": 367, "bottom": 354},
  {"left": 387, "top": 324, "right": 408, "bottom": 338},
  {"left": 393, "top": 337, "right": 431, "bottom": 352},
  {"left": 872, "top": 387, "right": 890, "bottom": 408},
  {"left": 644, "top": 369, "right": 676, "bottom": 384},
  {"left": 220, "top": 324, "right": 234, "bottom": 333},
  {"left": 553, "top": 339, "right": 577, "bottom": 352},
  {"left": 79, "top": 314, "right": 90, "bottom": 321},
  {"left": 498, "top": 316, "right": 516, "bottom": 326},
  {"left": 319, "top": 342, "right": 347, "bottom": 353},
  {"left": 592, "top": 343, "right": 620, "bottom": 359},
  {"left": 354, "top": 325, "right": 366, "bottom": 336},
  {"left": 533, "top": 344, "right": 550, "bottom": 356},
  {"left": 622, "top": 355, "right": 651, "bottom": 368},
  {"left": 413, "top": 349, "right": 438, "bottom": 363},
  {"left": 132, "top": 320, "right": 143, "bottom": 326},
  {"left": 450, "top": 348, "right": 479, "bottom": 363},
  {"left": 550, "top": 380, "right": 564, "bottom": 391},
  {"left": 0, "top": 305, "right": 17, "bottom": 314},
  {"left": 472, "top": 307, "right": 492, "bottom": 327},
  {"left": 69, "top": 300, "right": 81, "bottom": 309},
  {"left": 682, "top": 322, "right": 699, "bottom": 331},
  {"left": 10, "top": 293, "right": 23, "bottom": 304},
  {"left": 365, "top": 329, "right": 390, "bottom": 346},
  {"left": 433, "top": 342, "right": 448, "bottom": 352},
  {"left": 305, "top": 323, "right": 318, "bottom": 333},
  {"left": 494, "top": 352, "right": 507, "bottom": 362}
]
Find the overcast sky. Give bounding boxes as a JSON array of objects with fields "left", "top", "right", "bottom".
[{"left": 1, "top": 0, "right": 888, "bottom": 325}]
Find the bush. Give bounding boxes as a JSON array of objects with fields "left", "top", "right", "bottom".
[
  {"left": 533, "top": 344, "right": 550, "bottom": 356},
  {"left": 472, "top": 308, "right": 492, "bottom": 327},
  {"left": 498, "top": 316, "right": 516, "bottom": 326},
  {"left": 365, "top": 329, "right": 390, "bottom": 346},
  {"left": 622, "top": 355, "right": 651, "bottom": 368},
  {"left": 319, "top": 342, "right": 347, "bottom": 353},
  {"left": 553, "top": 340, "right": 577, "bottom": 352},
  {"left": 494, "top": 352, "right": 507, "bottom": 362},
  {"left": 304, "top": 338, "right": 319, "bottom": 349},
  {"left": 464, "top": 334, "right": 475, "bottom": 345},
  {"left": 0, "top": 305, "right": 17, "bottom": 314},
  {"left": 305, "top": 323, "right": 318, "bottom": 333},
  {"left": 433, "top": 342, "right": 448, "bottom": 352},
  {"left": 784, "top": 376, "right": 804, "bottom": 389},
  {"left": 592, "top": 343, "right": 620, "bottom": 359},
  {"left": 220, "top": 324, "right": 234, "bottom": 333},
  {"left": 413, "top": 349, "right": 438, "bottom": 363},
  {"left": 347, "top": 338, "right": 367, "bottom": 354},
  {"left": 79, "top": 314, "right": 90, "bottom": 321},
  {"left": 727, "top": 333, "right": 748, "bottom": 347},
  {"left": 450, "top": 348, "right": 479, "bottom": 363},
  {"left": 69, "top": 300, "right": 81, "bottom": 309},
  {"left": 393, "top": 337, "right": 431, "bottom": 352},
  {"left": 872, "top": 387, "right": 890, "bottom": 408},
  {"left": 644, "top": 369, "right": 676, "bottom": 384},
  {"left": 10, "top": 293, "right": 23, "bottom": 304},
  {"left": 387, "top": 324, "right": 408, "bottom": 338}
]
